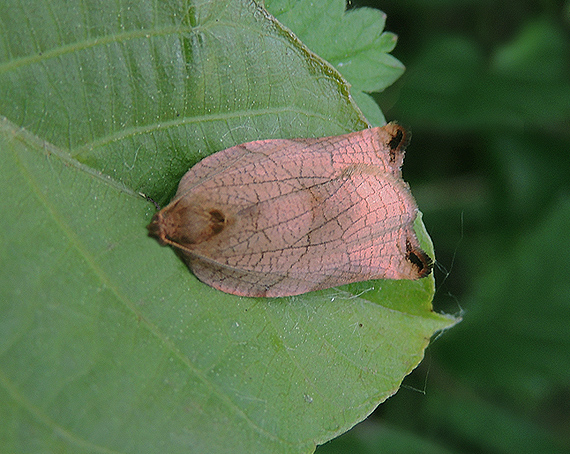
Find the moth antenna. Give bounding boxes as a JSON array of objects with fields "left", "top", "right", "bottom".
[{"left": 140, "top": 192, "right": 162, "bottom": 210}]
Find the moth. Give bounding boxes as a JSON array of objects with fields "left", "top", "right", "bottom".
[{"left": 147, "top": 123, "right": 432, "bottom": 297}]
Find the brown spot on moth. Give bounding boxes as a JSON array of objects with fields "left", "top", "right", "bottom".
[{"left": 147, "top": 122, "right": 432, "bottom": 297}]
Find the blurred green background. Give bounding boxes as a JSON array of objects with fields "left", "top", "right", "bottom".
[{"left": 318, "top": 0, "right": 570, "bottom": 453}]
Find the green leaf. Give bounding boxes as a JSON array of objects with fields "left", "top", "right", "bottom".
[
  {"left": 267, "top": 0, "right": 405, "bottom": 126},
  {"left": 0, "top": 0, "right": 456, "bottom": 452}
]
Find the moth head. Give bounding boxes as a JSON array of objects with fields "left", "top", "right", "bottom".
[{"left": 147, "top": 197, "right": 230, "bottom": 249}]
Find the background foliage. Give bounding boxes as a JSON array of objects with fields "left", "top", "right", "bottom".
[{"left": 317, "top": 0, "right": 570, "bottom": 452}]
